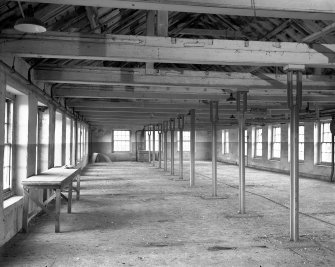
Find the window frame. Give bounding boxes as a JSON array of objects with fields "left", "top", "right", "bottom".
[
  {"left": 222, "top": 130, "right": 229, "bottom": 154},
  {"left": 320, "top": 121, "right": 332, "bottom": 164},
  {"left": 255, "top": 127, "right": 263, "bottom": 157},
  {"left": 177, "top": 131, "right": 191, "bottom": 152},
  {"left": 271, "top": 125, "right": 281, "bottom": 159},
  {"left": 113, "top": 130, "right": 131, "bottom": 152},
  {"left": 3, "top": 98, "right": 14, "bottom": 198}
]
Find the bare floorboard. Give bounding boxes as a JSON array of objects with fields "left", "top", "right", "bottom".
[{"left": 1, "top": 161, "right": 334, "bottom": 266}]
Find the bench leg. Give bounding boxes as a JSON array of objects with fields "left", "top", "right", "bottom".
[
  {"left": 55, "top": 189, "right": 61, "bottom": 233},
  {"left": 22, "top": 188, "right": 29, "bottom": 233},
  {"left": 76, "top": 175, "right": 80, "bottom": 200},
  {"left": 68, "top": 182, "right": 72, "bottom": 214}
]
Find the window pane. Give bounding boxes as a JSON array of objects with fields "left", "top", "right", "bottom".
[
  {"left": 3, "top": 99, "right": 13, "bottom": 192},
  {"left": 255, "top": 128, "right": 262, "bottom": 157},
  {"left": 299, "top": 126, "right": 304, "bottom": 161},
  {"left": 177, "top": 131, "right": 190, "bottom": 152},
  {"left": 114, "top": 130, "right": 130, "bottom": 151},
  {"left": 321, "top": 123, "right": 332, "bottom": 163},
  {"left": 245, "top": 130, "right": 247, "bottom": 156}
]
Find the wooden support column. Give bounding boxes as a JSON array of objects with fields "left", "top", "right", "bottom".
[
  {"left": 61, "top": 114, "right": 66, "bottom": 166},
  {"left": 145, "top": 10, "right": 155, "bottom": 72},
  {"left": 285, "top": 64, "right": 304, "bottom": 242},
  {"left": 152, "top": 125, "right": 156, "bottom": 166},
  {"left": 147, "top": 126, "right": 151, "bottom": 163},
  {"left": 15, "top": 94, "right": 38, "bottom": 195},
  {"left": 157, "top": 11, "right": 169, "bottom": 37},
  {"left": 189, "top": 109, "right": 195, "bottom": 187},
  {"left": 237, "top": 92, "right": 248, "bottom": 214},
  {"left": 48, "top": 105, "right": 55, "bottom": 169},
  {"left": 69, "top": 119, "right": 74, "bottom": 165},
  {"left": 0, "top": 68, "right": 6, "bottom": 244},
  {"left": 170, "top": 118, "right": 175, "bottom": 175},
  {"left": 74, "top": 120, "right": 78, "bottom": 165},
  {"left": 157, "top": 124, "right": 162, "bottom": 168},
  {"left": 177, "top": 115, "right": 185, "bottom": 180},
  {"left": 210, "top": 101, "right": 219, "bottom": 196},
  {"left": 163, "top": 121, "right": 168, "bottom": 171}
]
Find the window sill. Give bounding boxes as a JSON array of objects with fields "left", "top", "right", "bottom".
[
  {"left": 316, "top": 163, "right": 332, "bottom": 167},
  {"left": 3, "top": 196, "right": 23, "bottom": 210},
  {"left": 269, "top": 158, "right": 281, "bottom": 162}
]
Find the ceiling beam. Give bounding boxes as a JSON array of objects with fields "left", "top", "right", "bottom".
[
  {"left": 2, "top": 31, "right": 335, "bottom": 67},
  {"left": 21, "top": 0, "right": 335, "bottom": 20},
  {"left": 67, "top": 99, "right": 287, "bottom": 110},
  {"left": 55, "top": 87, "right": 227, "bottom": 100},
  {"left": 57, "top": 87, "right": 335, "bottom": 103},
  {"left": 35, "top": 66, "right": 335, "bottom": 91}
]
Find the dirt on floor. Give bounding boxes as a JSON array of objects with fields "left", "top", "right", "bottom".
[{"left": 0, "top": 161, "right": 335, "bottom": 266}]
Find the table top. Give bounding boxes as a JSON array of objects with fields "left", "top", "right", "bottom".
[{"left": 22, "top": 167, "right": 81, "bottom": 188}]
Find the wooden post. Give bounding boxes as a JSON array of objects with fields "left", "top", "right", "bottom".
[
  {"left": 190, "top": 109, "right": 196, "bottom": 187},
  {"left": 237, "top": 92, "right": 247, "bottom": 214},
  {"left": 48, "top": 105, "right": 56, "bottom": 169},
  {"left": 285, "top": 65, "right": 304, "bottom": 242},
  {"left": 74, "top": 120, "right": 78, "bottom": 165},
  {"left": 178, "top": 115, "right": 185, "bottom": 180},
  {"left": 55, "top": 189, "right": 61, "bottom": 233},
  {"left": 61, "top": 114, "right": 66, "bottom": 165},
  {"left": 170, "top": 118, "right": 175, "bottom": 175},
  {"left": 163, "top": 121, "right": 168, "bottom": 171},
  {"left": 153, "top": 125, "right": 156, "bottom": 166},
  {"left": 210, "top": 101, "right": 219, "bottom": 196}
]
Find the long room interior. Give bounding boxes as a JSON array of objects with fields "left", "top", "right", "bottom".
[{"left": 0, "top": 1, "right": 335, "bottom": 266}]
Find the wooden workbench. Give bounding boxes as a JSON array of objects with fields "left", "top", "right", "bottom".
[{"left": 22, "top": 167, "right": 81, "bottom": 233}]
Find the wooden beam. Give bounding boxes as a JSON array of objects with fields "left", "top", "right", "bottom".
[
  {"left": 2, "top": 31, "right": 335, "bottom": 67},
  {"left": 56, "top": 87, "right": 335, "bottom": 103},
  {"left": 67, "top": 99, "right": 287, "bottom": 110},
  {"left": 55, "top": 87, "right": 228, "bottom": 100},
  {"left": 34, "top": 66, "right": 335, "bottom": 91},
  {"left": 21, "top": 0, "right": 335, "bottom": 20},
  {"left": 302, "top": 22, "right": 335, "bottom": 43},
  {"left": 85, "top": 7, "right": 101, "bottom": 34},
  {"left": 178, "top": 28, "right": 245, "bottom": 38}
]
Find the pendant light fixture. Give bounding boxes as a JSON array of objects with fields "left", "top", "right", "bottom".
[
  {"left": 14, "top": 3, "right": 46, "bottom": 33},
  {"left": 226, "top": 93, "right": 236, "bottom": 102}
]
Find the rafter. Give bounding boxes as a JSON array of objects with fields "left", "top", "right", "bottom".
[{"left": 20, "top": 0, "right": 335, "bottom": 20}]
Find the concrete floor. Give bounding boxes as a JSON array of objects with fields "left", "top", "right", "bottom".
[{"left": 1, "top": 161, "right": 335, "bottom": 266}]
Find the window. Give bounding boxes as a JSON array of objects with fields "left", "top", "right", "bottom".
[
  {"left": 299, "top": 126, "right": 304, "bottom": 161},
  {"left": 54, "top": 111, "right": 63, "bottom": 166},
  {"left": 321, "top": 122, "right": 332, "bottom": 163},
  {"left": 245, "top": 130, "right": 248, "bottom": 156},
  {"left": 113, "top": 130, "right": 130, "bottom": 152},
  {"left": 145, "top": 131, "right": 159, "bottom": 151},
  {"left": 177, "top": 131, "right": 190, "bottom": 152},
  {"left": 271, "top": 126, "right": 281, "bottom": 159},
  {"left": 3, "top": 99, "right": 13, "bottom": 192},
  {"left": 222, "top": 130, "right": 229, "bottom": 154},
  {"left": 255, "top": 128, "right": 263, "bottom": 157}
]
